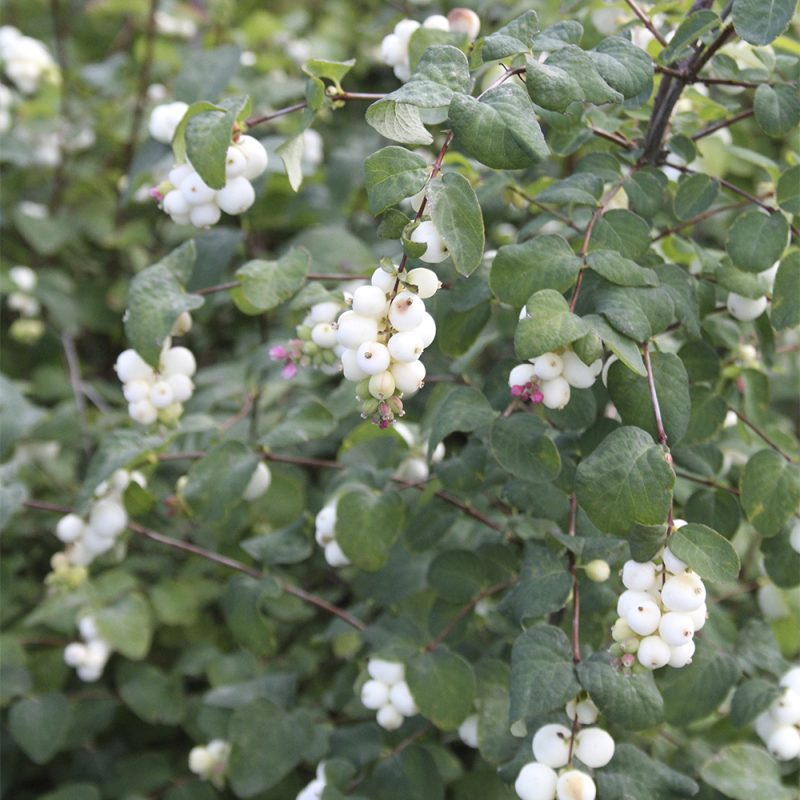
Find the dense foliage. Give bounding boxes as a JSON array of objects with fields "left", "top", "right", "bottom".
[{"left": 2, "top": 1, "right": 800, "bottom": 798}]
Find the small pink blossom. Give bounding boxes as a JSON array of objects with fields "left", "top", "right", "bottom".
[
  {"left": 510, "top": 384, "right": 524, "bottom": 397},
  {"left": 149, "top": 186, "right": 164, "bottom": 201},
  {"left": 269, "top": 345, "right": 288, "bottom": 360},
  {"left": 530, "top": 389, "right": 543, "bottom": 404},
  {"left": 281, "top": 362, "right": 298, "bottom": 379}
]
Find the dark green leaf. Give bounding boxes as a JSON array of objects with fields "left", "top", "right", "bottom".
[
  {"left": 9, "top": 693, "right": 72, "bottom": 764},
  {"left": 231, "top": 247, "right": 310, "bottom": 314},
  {"left": 428, "top": 550, "right": 485, "bottom": 603},
  {"left": 525, "top": 57, "right": 584, "bottom": 112},
  {"left": 117, "top": 663, "right": 186, "bottom": 724},
  {"left": 490, "top": 415, "right": 561, "bottom": 483},
  {"left": 660, "top": 11, "right": 720, "bottom": 65},
  {"left": 95, "top": 592, "right": 153, "bottom": 660},
  {"left": 499, "top": 544, "right": 571, "bottom": 623},
  {"left": 514, "top": 289, "right": 589, "bottom": 359},
  {"left": 426, "top": 386, "right": 496, "bottom": 455},
  {"left": 586, "top": 250, "right": 659, "bottom": 287},
  {"left": 772, "top": 251, "right": 800, "bottom": 330},
  {"left": 754, "top": 84, "right": 800, "bottom": 137},
  {"left": 730, "top": 679, "right": 782, "bottom": 727},
  {"left": 407, "top": 647, "right": 476, "bottom": 730},
  {"left": 545, "top": 46, "right": 621, "bottom": 105},
  {"left": 732, "top": 0, "right": 796, "bottom": 45},
  {"left": 583, "top": 314, "right": 646, "bottom": 376},
  {"left": 596, "top": 744, "right": 698, "bottom": 799},
  {"left": 589, "top": 209, "right": 651, "bottom": 259},
  {"left": 740, "top": 449, "right": 800, "bottom": 536},
  {"left": 589, "top": 36, "right": 654, "bottom": 100},
  {"left": 673, "top": 174, "right": 719, "bottom": 220},
  {"left": 175, "top": 45, "right": 242, "bottom": 103},
  {"left": 364, "top": 147, "right": 429, "bottom": 215},
  {"left": 701, "top": 744, "right": 795, "bottom": 800},
  {"left": 726, "top": 210, "right": 789, "bottom": 273},
  {"left": 336, "top": 489, "right": 405, "bottom": 571},
  {"left": 481, "top": 11, "right": 539, "bottom": 60},
  {"left": 669, "top": 523, "right": 740, "bottom": 581},
  {"left": 776, "top": 164, "right": 800, "bottom": 214}
]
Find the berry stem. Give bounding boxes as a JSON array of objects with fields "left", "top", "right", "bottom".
[
  {"left": 728, "top": 406, "right": 795, "bottom": 463},
  {"left": 642, "top": 342, "right": 669, "bottom": 448},
  {"left": 691, "top": 108, "right": 754, "bottom": 141},
  {"left": 568, "top": 493, "right": 582, "bottom": 664}
]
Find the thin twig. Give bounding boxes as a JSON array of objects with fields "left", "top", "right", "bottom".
[
  {"left": 588, "top": 126, "right": 635, "bottom": 149},
  {"left": 425, "top": 578, "right": 516, "bottom": 651},
  {"left": 245, "top": 102, "right": 308, "bottom": 128},
  {"left": 568, "top": 494, "right": 581, "bottom": 664},
  {"left": 691, "top": 108, "right": 754, "bottom": 140},
  {"left": 507, "top": 186, "right": 582, "bottom": 232},
  {"left": 61, "top": 332, "right": 91, "bottom": 458},
  {"left": 192, "top": 281, "right": 239, "bottom": 296},
  {"left": 643, "top": 342, "right": 669, "bottom": 448},
  {"left": 729, "top": 407, "right": 794, "bottom": 463},
  {"left": 675, "top": 470, "right": 740, "bottom": 495},
  {"left": 23, "top": 499, "right": 367, "bottom": 631},
  {"left": 624, "top": 0, "right": 669, "bottom": 47},
  {"left": 652, "top": 199, "right": 750, "bottom": 241}
]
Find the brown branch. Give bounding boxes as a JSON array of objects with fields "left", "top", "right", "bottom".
[
  {"left": 425, "top": 577, "right": 516, "bottom": 652},
  {"left": 568, "top": 494, "right": 581, "bottom": 664},
  {"left": 507, "top": 185, "right": 582, "bottom": 232},
  {"left": 624, "top": 0, "right": 669, "bottom": 47},
  {"left": 245, "top": 102, "right": 307, "bottom": 128},
  {"left": 652, "top": 199, "right": 750, "bottom": 241},
  {"left": 675, "top": 470, "right": 740, "bottom": 495},
  {"left": 729, "top": 407, "right": 794, "bottom": 463},
  {"left": 588, "top": 126, "right": 635, "bottom": 149},
  {"left": 23, "top": 499, "right": 367, "bottom": 631},
  {"left": 691, "top": 108, "right": 754, "bottom": 140},
  {"left": 192, "top": 281, "right": 239, "bottom": 296},
  {"left": 643, "top": 342, "right": 669, "bottom": 448}
]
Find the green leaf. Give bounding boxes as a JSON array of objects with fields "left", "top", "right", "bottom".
[
  {"left": 117, "top": 663, "right": 187, "bottom": 725},
  {"left": 532, "top": 21, "right": 584, "bottom": 51},
  {"left": 407, "top": 647, "right": 476, "bottom": 730},
  {"left": 428, "top": 550, "right": 486, "bottom": 603},
  {"left": 607, "top": 352, "right": 691, "bottom": 445},
  {"left": 662, "top": 646, "right": 740, "bottom": 724},
  {"left": 545, "top": 46, "right": 621, "bottom": 105},
  {"left": 595, "top": 284, "right": 675, "bottom": 341},
  {"left": 726, "top": 210, "right": 789, "bottom": 273},
  {"left": 490, "top": 235, "right": 581, "bottom": 305},
  {"left": 525, "top": 56, "right": 584, "bottom": 112},
  {"left": 596, "top": 744, "right": 698, "bottom": 799},
  {"left": 426, "top": 385, "right": 495, "bottom": 455},
  {"left": 660, "top": 11, "right": 720, "bottom": 65},
  {"left": 576, "top": 426, "right": 675, "bottom": 535},
  {"left": 701, "top": 744, "right": 795, "bottom": 800},
  {"left": 762, "top": 526, "right": 800, "bottom": 587},
  {"left": 448, "top": 85, "right": 549, "bottom": 170},
  {"left": 228, "top": 700, "right": 313, "bottom": 797},
  {"left": 8, "top": 693, "right": 72, "bottom": 764},
  {"left": 684, "top": 487, "right": 741, "bottom": 537},
  {"left": 586, "top": 250, "right": 659, "bottom": 287},
  {"left": 427, "top": 172, "right": 485, "bottom": 277},
  {"left": 536, "top": 173, "right": 603, "bottom": 206},
  {"left": 301, "top": 58, "right": 356, "bottom": 88},
  {"left": 583, "top": 314, "right": 646, "bottom": 376},
  {"left": 222, "top": 576, "right": 278, "bottom": 656},
  {"left": 509, "top": 624, "right": 580, "bottom": 726},
  {"left": 577, "top": 653, "right": 664, "bottom": 730},
  {"left": 624, "top": 169, "right": 666, "bottom": 218},
  {"left": 514, "top": 289, "right": 589, "bottom": 360},
  {"left": 669, "top": 523, "right": 740, "bottom": 582},
  {"left": 364, "top": 146, "right": 429, "bottom": 215},
  {"left": 360, "top": 747, "right": 444, "bottom": 800},
  {"left": 673, "top": 174, "right": 719, "bottom": 220},
  {"left": 499, "top": 543, "right": 572, "bottom": 624},
  {"left": 174, "top": 45, "right": 242, "bottom": 103},
  {"left": 336, "top": 488, "right": 405, "bottom": 571},
  {"left": 754, "top": 84, "right": 800, "bottom": 137},
  {"left": 716, "top": 261, "right": 774, "bottom": 299},
  {"left": 481, "top": 10, "right": 539, "bottom": 60},
  {"left": 185, "top": 96, "right": 250, "bottom": 189},
  {"left": 231, "top": 247, "right": 310, "bottom": 314},
  {"left": 183, "top": 441, "right": 260, "bottom": 523},
  {"left": 241, "top": 519, "right": 312, "bottom": 566},
  {"left": 589, "top": 209, "right": 651, "bottom": 260},
  {"left": 260, "top": 399, "right": 336, "bottom": 447},
  {"left": 732, "top": 0, "right": 796, "bottom": 45},
  {"left": 365, "top": 100, "right": 432, "bottom": 145},
  {"left": 276, "top": 133, "right": 304, "bottom": 192},
  {"left": 95, "top": 592, "right": 153, "bottom": 660},
  {"left": 730, "top": 679, "right": 782, "bottom": 727},
  {"left": 490, "top": 415, "right": 561, "bottom": 483},
  {"left": 124, "top": 243, "right": 203, "bottom": 367},
  {"left": 683, "top": 385, "right": 728, "bottom": 444},
  {"left": 772, "top": 251, "right": 800, "bottom": 330},
  {"left": 776, "top": 164, "right": 800, "bottom": 214},
  {"left": 740, "top": 449, "right": 800, "bottom": 537},
  {"left": 589, "top": 36, "right": 654, "bottom": 100}
]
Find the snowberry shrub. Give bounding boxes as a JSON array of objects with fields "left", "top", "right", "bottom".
[{"left": 2, "top": 1, "right": 800, "bottom": 799}]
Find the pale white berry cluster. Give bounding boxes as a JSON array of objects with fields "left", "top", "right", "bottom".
[
  {"left": 55, "top": 469, "right": 146, "bottom": 567},
  {"left": 611, "top": 522, "right": 707, "bottom": 670},
  {"left": 314, "top": 500, "right": 350, "bottom": 568},
  {"left": 754, "top": 667, "right": 800, "bottom": 761},
  {"left": 115, "top": 328, "right": 196, "bottom": 426},
  {"left": 188, "top": 739, "right": 231, "bottom": 788},
  {"left": 6, "top": 265, "right": 45, "bottom": 344},
  {"left": 509, "top": 342, "right": 603, "bottom": 411},
  {"left": 63, "top": 615, "right": 112, "bottom": 682},
  {"left": 296, "top": 763, "right": 328, "bottom": 800},
  {"left": 335, "top": 264, "right": 439, "bottom": 428},
  {"left": 360, "top": 658, "right": 418, "bottom": 731},
  {"left": 159, "top": 134, "right": 267, "bottom": 228},
  {"left": 0, "top": 26, "right": 59, "bottom": 95},
  {"left": 515, "top": 696, "right": 613, "bottom": 800},
  {"left": 726, "top": 261, "right": 779, "bottom": 322},
  {"left": 148, "top": 100, "right": 189, "bottom": 144},
  {"left": 380, "top": 9, "right": 480, "bottom": 82},
  {"left": 392, "top": 421, "right": 446, "bottom": 482}
]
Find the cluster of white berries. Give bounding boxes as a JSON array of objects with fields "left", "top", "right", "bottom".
[
  {"left": 360, "top": 658, "right": 418, "bottom": 731},
  {"left": 515, "top": 696, "right": 613, "bottom": 800},
  {"left": 188, "top": 740, "right": 231, "bottom": 788},
  {"left": 115, "top": 320, "right": 196, "bottom": 426},
  {"left": 314, "top": 499, "right": 350, "bottom": 568},
  {"left": 54, "top": 469, "right": 145, "bottom": 567},
  {"left": 6, "top": 265, "right": 45, "bottom": 344},
  {"left": 610, "top": 522, "right": 707, "bottom": 671},
  {"left": 148, "top": 100, "right": 189, "bottom": 144},
  {"left": 158, "top": 135, "right": 267, "bottom": 228},
  {"left": 726, "top": 262, "right": 779, "bottom": 322},
  {"left": 754, "top": 667, "right": 800, "bottom": 761},
  {"left": 380, "top": 9, "right": 481, "bottom": 82},
  {"left": 335, "top": 264, "right": 439, "bottom": 427},
  {"left": 392, "top": 421, "right": 446, "bottom": 482},
  {"left": 0, "top": 26, "right": 59, "bottom": 95},
  {"left": 509, "top": 341, "right": 603, "bottom": 411},
  {"left": 63, "top": 616, "right": 112, "bottom": 682},
  {"left": 296, "top": 763, "right": 329, "bottom": 800}
]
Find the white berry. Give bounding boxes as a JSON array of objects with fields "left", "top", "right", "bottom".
[
  {"left": 540, "top": 377, "right": 571, "bottom": 409},
  {"left": 242, "top": 462, "right": 271, "bottom": 501},
  {"left": 532, "top": 353, "right": 564, "bottom": 381},
  {"left": 532, "top": 723, "right": 571, "bottom": 768},
  {"left": 458, "top": 714, "right": 479, "bottom": 748},
  {"left": 367, "top": 658, "right": 405, "bottom": 686},
  {"left": 389, "top": 291, "right": 426, "bottom": 331},
  {"left": 515, "top": 762, "right": 558, "bottom": 800},
  {"left": 658, "top": 612, "right": 695, "bottom": 646},
  {"left": 556, "top": 769, "right": 596, "bottom": 800},
  {"left": 625, "top": 599, "right": 661, "bottom": 636},
  {"left": 216, "top": 176, "right": 255, "bottom": 215},
  {"left": 388, "top": 331, "right": 425, "bottom": 362},
  {"left": 767, "top": 724, "right": 800, "bottom": 760},
  {"left": 336, "top": 311, "right": 379, "bottom": 349},
  {"left": 660, "top": 572, "right": 706, "bottom": 612},
  {"left": 406, "top": 267, "right": 441, "bottom": 299},
  {"left": 361, "top": 679, "right": 390, "bottom": 710},
  {"left": 727, "top": 292, "right": 767, "bottom": 322},
  {"left": 352, "top": 285, "right": 389, "bottom": 318},
  {"left": 324, "top": 541, "right": 351, "bottom": 567},
  {"left": 410, "top": 220, "right": 448, "bottom": 263},
  {"left": 622, "top": 559, "right": 657, "bottom": 591},
  {"left": 637, "top": 635, "right": 672, "bottom": 669},
  {"left": 56, "top": 513, "right": 85, "bottom": 543},
  {"left": 115, "top": 349, "right": 154, "bottom": 383},
  {"left": 388, "top": 681, "right": 418, "bottom": 716},
  {"left": 575, "top": 727, "right": 615, "bottom": 768},
  {"left": 376, "top": 703, "right": 404, "bottom": 731},
  {"left": 235, "top": 135, "right": 268, "bottom": 180},
  {"left": 390, "top": 359, "right": 426, "bottom": 396}
]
